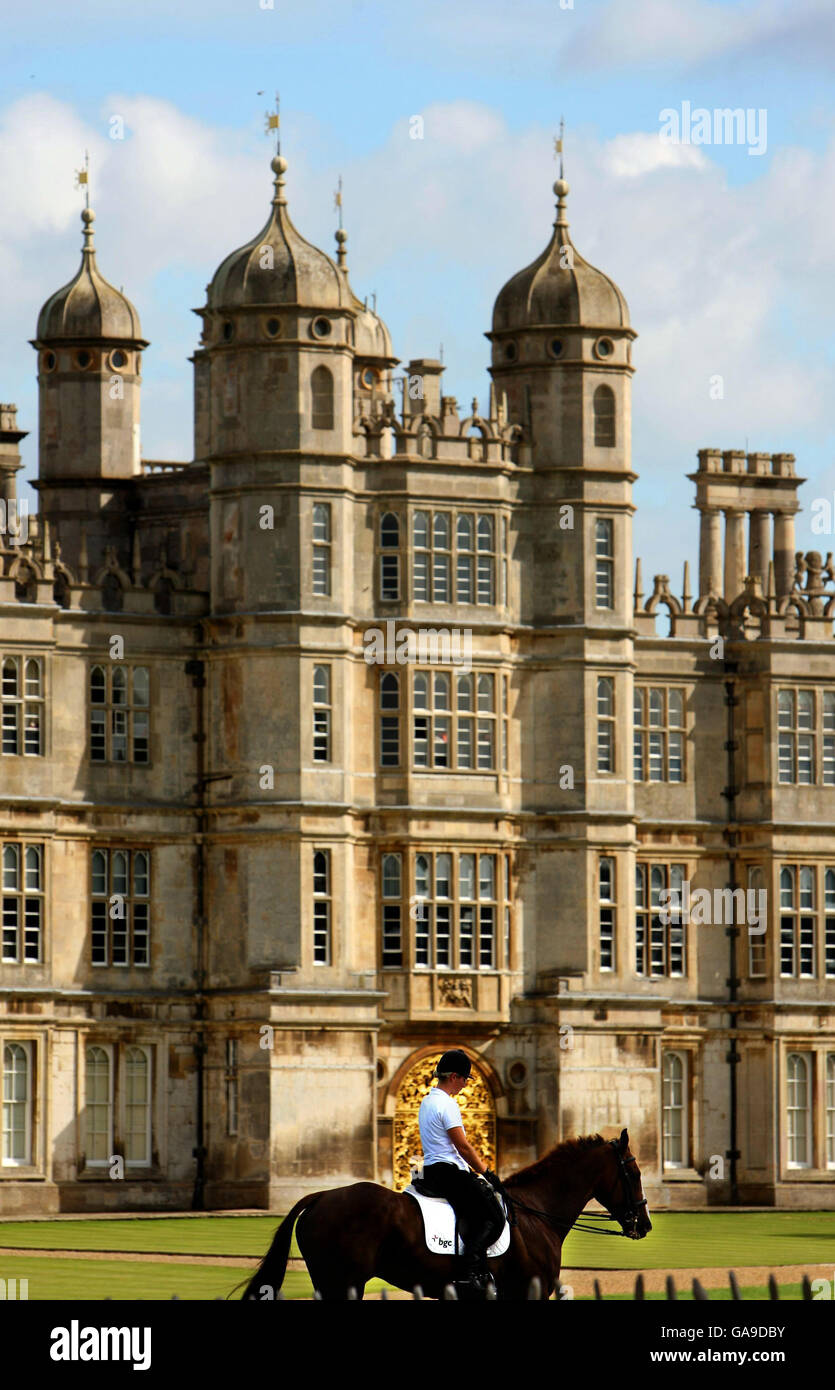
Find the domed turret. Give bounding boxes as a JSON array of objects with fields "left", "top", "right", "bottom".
[
  {"left": 37, "top": 208, "right": 144, "bottom": 343},
  {"left": 492, "top": 179, "right": 629, "bottom": 334},
  {"left": 207, "top": 156, "right": 350, "bottom": 311},
  {"left": 32, "top": 205, "right": 146, "bottom": 486}
]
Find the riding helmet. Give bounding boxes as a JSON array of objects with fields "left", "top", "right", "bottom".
[{"left": 435, "top": 1049, "right": 472, "bottom": 1078}]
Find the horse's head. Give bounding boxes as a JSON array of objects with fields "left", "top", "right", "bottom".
[{"left": 592, "top": 1129, "right": 652, "bottom": 1240}]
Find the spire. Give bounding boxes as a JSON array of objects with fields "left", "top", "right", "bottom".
[
  {"left": 74, "top": 150, "right": 98, "bottom": 258},
  {"left": 553, "top": 117, "right": 569, "bottom": 229},
  {"left": 334, "top": 176, "right": 347, "bottom": 270}
]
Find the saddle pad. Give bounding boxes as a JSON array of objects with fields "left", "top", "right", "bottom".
[{"left": 404, "top": 1184, "right": 511, "bottom": 1258}]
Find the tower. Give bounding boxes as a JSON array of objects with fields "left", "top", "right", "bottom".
[
  {"left": 32, "top": 206, "right": 147, "bottom": 482},
  {"left": 31, "top": 204, "right": 147, "bottom": 575},
  {"left": 193, "top": 154, "right": 362, "bottom": 612},
  {"left": 487, "top": 175, "right": 636, "bottom": 630},
  {"left": 485, "top": 164, "right": 637, "bottom": 1003}
]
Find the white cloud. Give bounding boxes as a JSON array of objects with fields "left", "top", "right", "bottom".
[
  {"left": 603, "top": 132, "right": 709, "bottom": 178},
  {"left": 4, "top": 93, "right": 835, "bottom": 580}
]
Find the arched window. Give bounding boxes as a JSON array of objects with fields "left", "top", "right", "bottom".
[
  {"left": 312, "top": 503, "right": 331, "bottom": 596},
  {"left": 380, "top": 673, "right": 400, "bottom": 767},
  {"left": 85, "top": 1046, "right": 112, "bottom": 1165},
  {"left": 381, "top": 853, "right": 403, "bottom": 968},
  {"left": 786, "top": 1053, "right": 811, "bottom": 1168},
  {"left": 379, "top": 513, "right": 400, "bottom": 600},
  {"left": 748, "top": 866, "right": 767, "bottom": 977},
  {"left": 593, "top": 384, "right": 616, "bottom": 447},
  {"left": 2, "top": 657, "right": 19, "bottom": 755},
  {"left": 2, "top": 1042, "right": 31, "bottom": 1165},
  {"left": 313, "top": 665, "right": 331, "bottom": 762},
  {"left": 597, "top": 676, "right": 614, "bottom": 773},
  {"left": 311, "top": 366, "right": 334, "bottom": 430},
  {"left": 313, "top": 850, "right": 331, "bottom": 964},
  {"left": 595, "top": 518, "right": 614, "bottom": 609},
  {"left": 124, "top": 1046, "right": 151, "bottom": 1165},
  {"left": 662, "top": 1051, "right": 687, "bottom": 1168}
]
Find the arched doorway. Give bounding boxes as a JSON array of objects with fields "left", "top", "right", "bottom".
[{"left": 392, "top": 1051, "right": 496, "bottom": 1191}]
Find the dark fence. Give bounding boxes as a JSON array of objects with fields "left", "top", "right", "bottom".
[{"left": 171, "top": 1270, "right": 817, "bottom": 1300}]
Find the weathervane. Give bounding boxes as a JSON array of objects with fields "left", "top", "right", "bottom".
[
  {"left": 263, "top": 92, "right": 280, "bottom": 154},
  {"left": 554, "top": 116, "right": 565, "bottom": 179},
  {"left": 334, "top": 175, "right": 343, "bottom": 231},
  {"left": 74, "top": 149, "right": 90, "bottom": 209}
]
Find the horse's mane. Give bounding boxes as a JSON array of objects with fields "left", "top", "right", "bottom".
[{"left": 504, "top": 1133, "right": 608, "bottom": 1187}]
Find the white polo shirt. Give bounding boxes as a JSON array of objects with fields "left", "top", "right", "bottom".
[{"left": 418, "top": 1087, "right": 469, "bottom": 1171}]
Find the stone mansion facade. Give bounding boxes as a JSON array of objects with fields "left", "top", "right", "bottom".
[{"left": 1, "top": 152, "right": 834, "bottom": 1213}]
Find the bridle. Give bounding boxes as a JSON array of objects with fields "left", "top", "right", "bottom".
[
  {"left": 608, "top": 1139, "right": 649, "bottom": 1239},
  {"left": 503, "top": 1139, "right": 647, "bottom": 1240}
]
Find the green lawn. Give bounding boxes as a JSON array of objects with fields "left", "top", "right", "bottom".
[
  {"left": 4, "top": 1211, "right": 835, "bottom": 1268},
  {"left": 0, "top": 1253, "right": 805, "bottom": 1301},
  {"left": 0, "top": 1216, "right": 282, "bottom": 1257},
  {"left": 0, "top": 1255, "right": 393, "bottom": 1301},
  {"left": 0, "top": 1211, "right": 832, "bottom": 1301},
  {"left": 561, "top": 1210, "right": 835, "bottom": 1270}
]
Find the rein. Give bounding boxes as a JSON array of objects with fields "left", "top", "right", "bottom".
[
  {"left": 503, "top": 1140, "right": 646, "bottom": 1239},
  {"left": 504, "top": 1193, "right": 623, "bottom": 1237}
]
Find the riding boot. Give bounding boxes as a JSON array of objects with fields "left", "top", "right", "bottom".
[{"left": 455, "top": 1249, "right": 491, "bottom": 1300}]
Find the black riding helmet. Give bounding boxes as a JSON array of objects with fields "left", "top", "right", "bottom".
[{"left": 435, "top": 1049, "right": 471, "bottom": 1078}]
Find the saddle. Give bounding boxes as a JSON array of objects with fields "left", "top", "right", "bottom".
[{"left": 405, "top": 1178, "right": 511, "bottom": 1258}]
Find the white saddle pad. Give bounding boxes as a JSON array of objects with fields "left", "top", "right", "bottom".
[{"left": 404, "top": 1183, "right": 511, "bottom": 1257}]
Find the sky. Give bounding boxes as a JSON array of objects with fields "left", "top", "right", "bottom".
[{"left": 3, "top": 0, "right": 835, "bottom": 582}]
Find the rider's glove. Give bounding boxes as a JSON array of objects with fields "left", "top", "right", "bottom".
[{"left": 482, "top": 1169, "right": 503, "bottom": 1192}]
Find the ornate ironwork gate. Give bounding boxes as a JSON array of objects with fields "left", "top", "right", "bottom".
[{"left": 392, "top": 1052, "right": 496, "bottom": 1191}]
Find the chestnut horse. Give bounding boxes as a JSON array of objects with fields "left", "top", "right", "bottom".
[{"left": 241, "top": 1128, "right": 650, "bottom": 1301}]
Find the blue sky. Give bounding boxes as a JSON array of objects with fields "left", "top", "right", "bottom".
[{"left": 3, "top": 0, "right": 835, "bottom": 582}]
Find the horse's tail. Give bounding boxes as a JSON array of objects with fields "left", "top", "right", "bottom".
[{"left": 238, "top": 1190, "right": 330, "bottom": 1301}]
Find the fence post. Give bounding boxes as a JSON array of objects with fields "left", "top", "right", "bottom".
[
  {"left": 768, "top": 1274, "right": 779, "bottom": 1301},
  {"left": 802, "top": 1275, "right": 813, "bottom": 1302},
  {"left": 665, "top": 1275, "right": 677, "bottom": 1300},
  {"left": 528, "top": 1277, "right": 541, "bottom": 1300},
  {"left": 728, "top": 1271, "right": 741, "bottom": 1300},
  {"left": 443, "top": 1284, "right": 458, "bottom": 1300},
  {"left": 412, "top": 1285, "right": 424, "bottom": 1301},
  {"left": 634, "top": 1274, "right": 644, "bottom": 1300},
  {"left": 347, "top": 1287, "right": 357, "bottom": 1300},
  {"left": 692, "top": 1279, "right": 708, "bottom": 1301},
  {"left": 593, "top": 1279, "right": 603, "bottom": 1301}
]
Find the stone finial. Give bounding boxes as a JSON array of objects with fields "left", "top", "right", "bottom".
[
  {"left": 633, "top": 557, "right": 643, "bottom": 609},
  {"left": 682, "top": 560, "right": 691, "bottom": 612}
]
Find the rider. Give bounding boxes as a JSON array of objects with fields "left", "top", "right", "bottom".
[{"left": 418, "top": 1050, "right": 504, "bottom": 1297}]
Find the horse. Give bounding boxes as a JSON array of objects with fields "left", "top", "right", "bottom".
[{"left": 240, "top": 1127, "right": 651, "bottom": 1301}]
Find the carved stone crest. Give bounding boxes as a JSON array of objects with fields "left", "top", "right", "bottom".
[{"left": 437, "top": 976, "right": 473, "bottom": 1008}]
